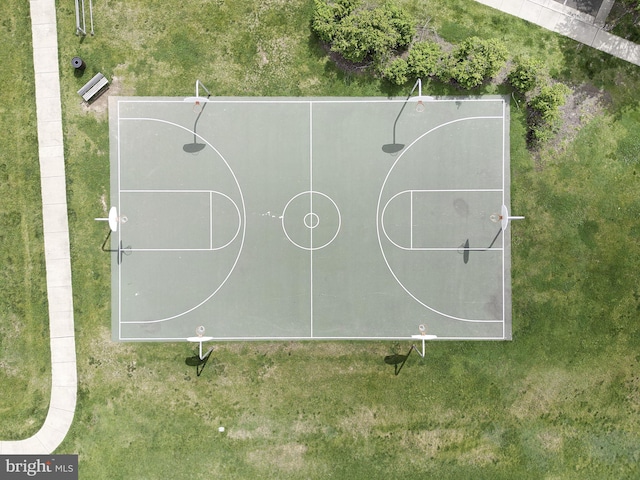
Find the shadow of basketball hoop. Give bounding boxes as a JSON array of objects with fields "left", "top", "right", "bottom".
[
  {"left": 185, "top": 352, "right": 213, "bottom": 377},
  {"left": 384, "top": 347, "right": 414, "bottom": 376}
]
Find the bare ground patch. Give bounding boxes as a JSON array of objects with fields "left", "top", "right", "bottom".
[
  {"left": 533, "top": 82, "right": 611, "bottom": 165},
  {"left": 552, "top": 83, "right": 611, "bottom": 151},
  {"left": 80, "top": 74, "right": 129, "bottom": 118}
]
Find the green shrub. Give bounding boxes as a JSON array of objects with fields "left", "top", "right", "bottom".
[
  {"left": 508, "top": 56, "right": 545, "bottom": 95},
  {"left": 620, "top": 0, "right": 640, "bottom": 11},
  {"left": 383, "top": 57, "right": 409, "bottom": 85},
  {"left": 439, "top": 36, "right": 508, "bottom": 89},
  {"left": 407, "top": 41, "right": 443, "bottom": 78},
  {"left": 311, "top": 0, "right": 340, "bottom": 43},
  {"left": 529, "top": 83, "right": 571, "bottom": 121},
  {"left": 312, "top": 0, "right": 415, "bottom": 65},
  {"left": 527, "top": 83, "right": 571, "bottom": 146}
]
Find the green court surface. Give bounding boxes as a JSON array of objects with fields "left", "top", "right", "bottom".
[{"left": 108, "top": 96, "right": 512, "bottom": 341}]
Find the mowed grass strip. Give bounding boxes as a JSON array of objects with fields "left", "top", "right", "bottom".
[
  {"left": 2, "top": 0, "right": 639, "bottom": 477},
  {"left": 0, "top": 0, "right": 51, "bottom": 440}
]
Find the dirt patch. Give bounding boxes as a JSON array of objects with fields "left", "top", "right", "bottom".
[
  {"left": 553, "top": 83, "right": 611, "bottom": 150},
  {"left": 320, "top": 42, "right": 372, "bottom": 75},
  {"left": 532, "top": 82, "right": 611, "bottom": 164},
  {"left": 80, "top": 75, "right": 130, "bottom": 118},
  {"left": 415, "top": 21, "right": 454, "bottom": 54},
  {"left": 246, "top": 443, "right": 308, "bottom": 473}
]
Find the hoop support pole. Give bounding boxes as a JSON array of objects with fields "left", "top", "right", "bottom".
[
  {"left": 410, "top": 334, "right": 437, "bottom": 358},
  {"left": 195, "top": 79, "right": 212, "bottom": 99},
  {"left": 89, "top": 0, "right": 94, "bottom": 35}
]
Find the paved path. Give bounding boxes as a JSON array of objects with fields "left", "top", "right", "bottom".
[
  {"left": 476, "top": 0, "right": 640, "bottom": 66},
  {"left": 0, "top": 0, "right": 77, "bottom": 454}
]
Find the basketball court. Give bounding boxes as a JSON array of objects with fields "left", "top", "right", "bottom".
[{"left": 108, "top": 94, "right": 514, "bottom": 341}]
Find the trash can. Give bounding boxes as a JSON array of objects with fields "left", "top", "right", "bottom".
[{"left": 71, "top": 57, "right": 86, "bottom": 70}]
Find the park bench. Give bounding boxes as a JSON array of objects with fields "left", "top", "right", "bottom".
[{"left": 77, "top": 72, "right": 109, "bottom": 102}]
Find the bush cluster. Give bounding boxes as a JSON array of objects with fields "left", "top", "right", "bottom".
[
  {"left": 508, "top": 55, "right": 544, "bottom": 95},
  {"left": 527, "top": 83, "right": 571, "bottom": 145},
  {"left": 313, "top": 2, "right": 510, "bottom": 89},
  {"left": 439, "top": 37, "right": 508, "bottom": 89},
  {"left": 312, "top": 0, "right": 414, "bottom": 66},
  {"left": 375, "top": 39, "right": 444, "bottom": 86},
  {"left": 312, "top": 0, "right": 570, "bottom": 148},
  {"left": 508, "top": 55, "right": 570, "bottom": 147}
]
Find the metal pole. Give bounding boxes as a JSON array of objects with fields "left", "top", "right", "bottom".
[
  {"left": 74, "top": 0, "right": 81, "bottom": 34},
  {"left": 89, "top": 0, "right": 94, "bottom": 35},
  {"left": 196, "top": 79, "right": 211, "bottom": 98}
]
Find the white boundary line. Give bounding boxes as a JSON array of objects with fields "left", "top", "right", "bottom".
[
  {"left": 117, "top": 98, "right": 506, "bottom": 105},
  {"left": 502, "top": 100, "right": 507, "bottom": 339},
  {"left": 309, "top": 102, "right": 313, "bottom": 337},
  {"left": 117, "top": 100, "right": 122, "bottom": 340},
  {"left": 115, "top": 100, "right": 509, "bottom": 337},
  {"left": 118, "top": 335, "right": 507, "bottom": 341}
]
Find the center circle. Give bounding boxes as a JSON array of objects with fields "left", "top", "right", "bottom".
[
  {"left": 282, "top": 191, "right": 341, "bottom": 251},
  {"left": 304, "top": 212, "right": 320, "bottom": 229}
]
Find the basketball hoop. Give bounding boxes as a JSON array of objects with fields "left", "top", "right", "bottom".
[
  {"left": 416, "top": 100, "right": 425, "bottom": 113},
  {"left": 490, "top": 213, "right": 503, "bottom": 223},
  {"left": 95, "top": 206, "right": 122, "bottom": 232},
  {"left": 185, "top": 80, "right": 212, "bottom": 114}
]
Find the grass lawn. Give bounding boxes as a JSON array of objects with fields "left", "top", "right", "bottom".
[
  {"left": 0, "top": 0, "right": 51, "bottom": 440},
  {"left": 2, "top": 0, "right": 640, "bottom": 477}
]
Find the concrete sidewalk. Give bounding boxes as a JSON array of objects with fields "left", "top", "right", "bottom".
[
  {"left": 0, "top": 0, "right": 77, "bottom": 454},
  {"left": 476, "top": 0, "right": 640, "bottom": 66}
]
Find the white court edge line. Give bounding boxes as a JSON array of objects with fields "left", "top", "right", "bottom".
[
  {"left": 117, "top": 335, "right": 507, "bottom": 340},
  {"left": 116, "top": 98, "right": 506, "bottom": 105},
  {"left": 116, "top": 103, "right": 508, "bottom": 333},
  {"left": 309, "top": 102, "right": 313, "bottom": 338},
  {"left": 117, "top": 100, "right": 122, "bottom": 340},
  {"left": 502, "top": 100, "right": 507, "bottom": 339}
]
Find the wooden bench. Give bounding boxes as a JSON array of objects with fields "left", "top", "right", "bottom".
[{"left": 78, "top": 72, "right": 109, "bottom": 102}]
